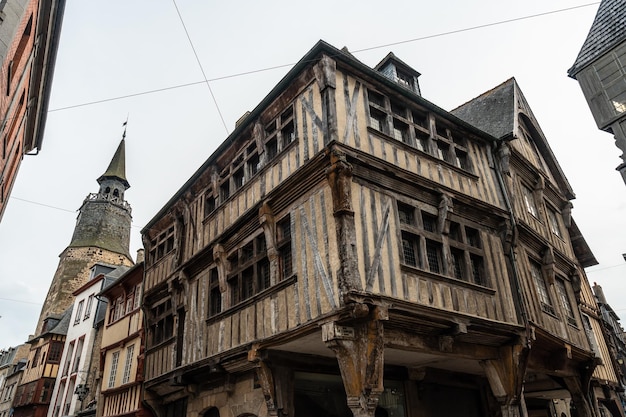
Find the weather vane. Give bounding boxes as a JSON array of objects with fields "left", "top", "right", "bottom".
[{"left": 122, "top": 115, "right": 129, "bottom": 140}]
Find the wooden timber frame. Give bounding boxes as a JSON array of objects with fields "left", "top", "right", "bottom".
[{"left": 139, "top": 41, "right": 619, "bottom": 417}]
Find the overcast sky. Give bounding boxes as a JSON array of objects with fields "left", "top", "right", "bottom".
[{"left": 1, "top": 0, "right": 625, "bottom": 349}]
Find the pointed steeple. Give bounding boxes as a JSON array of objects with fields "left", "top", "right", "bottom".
[
  {"left": 98, "top": 139, "right": 130, "bottom": 189},
  {"left": 68, "top": 138, "right": 133, "bottom": 254}
]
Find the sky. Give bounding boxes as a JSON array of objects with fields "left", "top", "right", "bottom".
[{"left": 1, "top": 0, "right": 625, "bottom": 349}]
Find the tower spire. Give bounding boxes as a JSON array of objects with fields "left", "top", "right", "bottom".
[{"left": 98, "top": 137, "right": 130, "bottom": 189}]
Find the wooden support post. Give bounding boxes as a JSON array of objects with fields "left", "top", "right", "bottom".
[
  {"left": 313, "top": 54, "right": 337, "bottom": 145},
  {"left": 563, "top": 376, "right": 594, "bottom": 417},
  {"left": 248, "top": 346, "right": 295, "bottom": 417},
  {"left": 326, "top": 147, "right": 360, "bottom": 296},
  {"left": 323, "top": 305, "right": 387, "bottom": 417},
  {"left": 480, "top": 343, "right": 529, "bottom": 417},
  {"left": 249, "top": 346, "right": 279, "bottom": 417}
]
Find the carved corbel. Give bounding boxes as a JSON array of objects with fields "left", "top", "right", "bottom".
[
  {"left": 259, "top": 202, "right": 280, "bottom": 285},
  {"left": 542, "top": 247, "right": 555, "bottom": 285},
  {"left": 437, "top": 192, "right": 453, "bottom": 234},
  {"left": 213, "top": 244, "right": 229, "bottom": 307},
  {"left": 322, "top": 306, "right": 386, "bottom": 417},
  {"left": 562, "top": 202, "right": 573, "bottom": 228},
  {"left": 563, "top": 375, "right": 594, "bottom": 417},
  {"left": 570, "top": 270, "right": 582, "bottom": 301},
  {"left": 326, "top": 148, "right": 354, "bottom": 215},
  {"left": 497, "top": 141, "right": 511, "bottom": 175},
  {"left": 249, "top": 346, "right": 279, "bottom": 417},
  {"left": 259, "top": 203, "right": 278, "bottom": 258},
  {"left": 500, "top": 220, "right": 518, "bottom": 255},
  {"left": 480, "top": 343, "right": 529, "bottom": 417},
  {"left": 314, "top": 55, "right": 338, "bottom": 145},
  {"left": 313, "top": 54, "right": 337, "bottom": 91},
  {"left": 254, "top": 121, "right": 267, "bottom": 167}
]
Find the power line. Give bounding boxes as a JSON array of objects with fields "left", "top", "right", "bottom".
[
  {"left": 586, "top": 263, "right": 626, "bottom": 273},
  {"left": 46, "top": 2, "right": 600, "bottom": 115},
  {"left": 351, "top": 2, "right": 600, "bottom": 54},
  {"left": 9, "top": 196, "right": 143, "bottom": 229},
  {"left": 0, "top": 297, "right": 42, "bottom": 306},
  {"left": 171, "top": 0, "right": 229, "bottom": 134}
]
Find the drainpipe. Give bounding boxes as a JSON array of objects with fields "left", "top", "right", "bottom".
[{"left": 492, "top": 139, "right": 530, "bottom": 337}]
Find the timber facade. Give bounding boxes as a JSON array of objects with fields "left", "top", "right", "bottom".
[
  {"left": 98, "top": 259, "right": 149, "bottom": 417},
  {"left": 140, "top": 41, "right": 621, "bottom": 417}
]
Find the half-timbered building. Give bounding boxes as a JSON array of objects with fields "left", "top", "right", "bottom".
[
  {"left": 12, "top": 309, "right": 70, "bottom": 417},
  {"left": 453, "top": 78, "right": 624, "bottom": 417},
  {"left": 98, "top": 257, "right": 150, "bottom": 417},
  {"left": 141, "top": 41, "right": 618, "bottom": 417}
]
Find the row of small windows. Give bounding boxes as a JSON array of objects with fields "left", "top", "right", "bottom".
[
  {"left": 108, "top": 283, "right": 141, "bottom": 325},
  {"left": 368, "top": 90, "right": 471, "bottom": 171},
  {"left": 148, "top": 226, "right": 175, "bottom": 265},
  {"left": 521, "top": 183, "right": 564, "bottom": 239},
  {"left": 148, "top": 215, "right": 292, "bottom": 348},
  {"left": 210, "top": 215, "right": 292, "bottom": 317},
  {"left": 205, "top": 105, "right": 296, "bottom": 218},
  {"left": 529, "top": 259, "right": 576, "bottom": 326},
  {"left": 397, "top": 202, "right": 485, "bottom": 286}
]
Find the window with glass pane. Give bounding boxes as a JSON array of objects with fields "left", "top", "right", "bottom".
[{"left": 530, "top": 260, "right": 554, "bottom": 314}]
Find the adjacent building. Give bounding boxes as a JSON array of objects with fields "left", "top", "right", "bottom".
[
  {"left": 12, "top": 308, "right": 70, "bottom": 417},
  {"left": 47, "top": 263, "right": 128, "bottom": 417},
  {"left": 568, "top": 0, "right": 626, "bottom": 185},
  {"left": 0, "top": 345, "right": 30, "bottom": 417},
  {"left": 0, "top": 359, "right": 27, "bottom": 417},
  {"left": 139, "top": 41, "right": 622, "bottom": 417},
  {"left": 0, "top": 0, "right": 66, "bottom": 221},
  {"left": 98, "top": 257, "right": 149, "bottom": 417},
  {"left": 11, "top": 136, "right": 136, "bottom": 417}
]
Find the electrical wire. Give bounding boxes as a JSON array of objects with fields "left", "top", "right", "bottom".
[
  {"left": 46, "top": 2, "right": 599, "bottom": 114},
  {"left": 172, "top": 0, "right": 229, "bottom": 135},
  {"left": 8, "top": 196, "right": 143, "bottom": 229}
]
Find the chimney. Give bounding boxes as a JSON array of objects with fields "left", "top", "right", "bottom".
[{"left": 136, "top": 248, "right": 145, "bottom": 264}]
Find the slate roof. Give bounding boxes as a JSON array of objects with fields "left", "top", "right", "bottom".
[
  {"left": 98, "top": 139, "right": 130, "bottom": 188},
  {"left": 451, "top": 78, "right": 517, "bottom": 139},
  {"left": 568, "top": 0, "right": 626, "bottom": 77},
  {"left": 451, "top": 78, "right": 576, "bottom": 200}
]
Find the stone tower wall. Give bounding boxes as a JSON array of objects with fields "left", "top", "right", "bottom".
[
  {"left": 35, "top": 246, "right": 132, "bottom": 335},
  {"left": 69, "top": 200, "right": 132, "bottom": 257}
]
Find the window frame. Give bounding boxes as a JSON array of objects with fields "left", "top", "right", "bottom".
[
  {"left": 556, "top": 278, "right": 576, "bottom": 326},
  {"left": 277, "top": 214, "right": 293, "bottom": 281},
  {"left": 397, "top": 202, "right": 487, "bottom": 286},
  {"left": 148, "top": 225, "right": 175, "bottom": 266},
  {"left": 366, "top": 89, "right": 472, "bottom": 172},
  {"left": 529, "top": 259, "right": 555, "bottom": 315},
  {"left": 74, "top": 300, "right": 84, "bottom": 325},
  {"left": 547, "top": 207, "right": 562, "bottom": 238},
  {"left": 108, "top": 351, "right": 120, "bottom": 389},
  {"left": 208, "top": 268, "right": 222, "bottom": 318},
  {"left": 521, "top": 184, "right": 539, "bottom": 218},
  {"left": 228, "top": 234, "right": 269, "bottom": 306},
  {"left": 148, "top": 299, "right": 174, "bottom": 347},
  {"left": 121, "top": 344, "right": 135, "bottom": 385}
]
